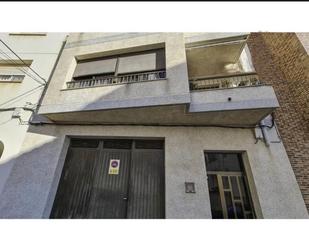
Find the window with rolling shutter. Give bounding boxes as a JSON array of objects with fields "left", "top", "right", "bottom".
[
  {"left": 117, "top": 49, "right": 165, "bottom": 75},
  {"left": 72, "top": 48, "right": 165, "bottom": 80},
  {"left": 73, "top": 58, "right": 117, "bottom": 79}
]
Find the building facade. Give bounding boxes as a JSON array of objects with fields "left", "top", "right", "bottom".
[
  {"left": 0, "top": 33, "right": 307, "bottom": 218},
  {"left": 0, "top": 33, "right": 67, "bottom": 194}
]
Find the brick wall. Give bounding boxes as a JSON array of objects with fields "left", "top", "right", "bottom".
[{"left": 247, "top": 33, "right": 309, "bottom": 211}]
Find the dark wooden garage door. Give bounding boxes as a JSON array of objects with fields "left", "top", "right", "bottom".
[{"left": 50, "top": 139, "right": 165, "bottom": 219}]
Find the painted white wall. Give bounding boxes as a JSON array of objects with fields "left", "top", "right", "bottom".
[{"left": 0, "top": 33, "right": 67, "bottom": 194}]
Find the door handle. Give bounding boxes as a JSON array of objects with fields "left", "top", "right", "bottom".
[{"left": 123, "top": 197, "right": 128, "bottom": 201}]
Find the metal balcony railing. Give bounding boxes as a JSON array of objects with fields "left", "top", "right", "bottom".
[
  {"left": 66, "top": 70, "right": 166, "bottom": 89},
  {"left": 0, "top": 74, "right": 25, "bottom": 83},
  {"left": 189, "top": 72, "right": 262, "bottom": 91}
]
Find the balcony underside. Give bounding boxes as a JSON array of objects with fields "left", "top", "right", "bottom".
[
  {"left": 186, "top": 38, "right": 247, "bottom": 78},
  {"left": 40, "top": 103, "right": 275, "bottom": 127}
]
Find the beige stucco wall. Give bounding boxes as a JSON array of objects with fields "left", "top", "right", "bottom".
[
  {"left": 0, "top": 124, "right": 307, "bottom": 218},
  {"left": 0, "top": 33, "right": 67, "bottom": 194}
]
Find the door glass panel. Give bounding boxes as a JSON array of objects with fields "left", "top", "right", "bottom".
[
  {"left": 235, "top": 202, "right": 244, "bottom": 219},
  {"left": 224, "top": 191, "right": 235, "bottom": 219},
  {"left": 222, "top": 176, "right": 230, "bottom": 189},
  {"left": 238, "top": 176, "right": 251, "bottom": 211},
  {"left": 231, "top": 176, "right": 241, "bottom": 200},
  {"left": 207, "top": 174, "right": 223, "bottom": 218}
]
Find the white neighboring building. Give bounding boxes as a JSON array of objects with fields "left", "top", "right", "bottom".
[{"left": 0, "top": 33, "right": 67, "bottom": 194}]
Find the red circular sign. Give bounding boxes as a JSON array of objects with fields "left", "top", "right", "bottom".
[{"left": 111, "top": 161, "right": 118, "bottom": 168}]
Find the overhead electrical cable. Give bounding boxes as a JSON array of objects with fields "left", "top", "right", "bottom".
[
  {"left": 0, "top": 49, "right": 45, "bottom": 85},
  {"left": 0, "top": 47, "right": 43, "bottom": 83},
  {"left": 0, "top": 51, "right": 44, "bottom": 85},
  {"left": 0, "top": 85, "right": 44, "bottom": 107},
  {"left": 0, "top": 39, "right": 47, "bottom": 84}
]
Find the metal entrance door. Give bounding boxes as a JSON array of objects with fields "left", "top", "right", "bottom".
[
  {"left": 207, "top": 172, "right": 255, "bottom": 219},
  {"left": 205, "top": 152, "right": 255, "bottom": 219},
  {"left": 50, "top": 139, "right": 165, "bottom": 219}
]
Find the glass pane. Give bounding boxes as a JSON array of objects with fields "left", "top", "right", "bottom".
[
  {"left": 222, "top": 176, "right": 230, "bottom": 189},
  {"left": 205, "top": 153, "right": 223, "bottom": 171},
  {"left": 238, "top": 176, "right": 251, "bottom": 211},
  {"left": 70, "top": 139, "right": 99, "bottom": 148},
  {"left": 222, "top": 154, "right": 242, "bottom": 171},
  {"left": 103, "top": 139, "right": 132, "bottom": 149},
  {"left": 224, "top": 191, "right": 235, "bottom": 219},
  {"left": 231, "top": 176, "right": 241, "bottom": 200},
  {"left": 206, "top": 153, "right": 242, "bottom": 172},
  {"left": 235, "top": 202, "right": 244, "bottom": 219},
  {"left": 207, "top": 175, "right": 223, "bottom": 219},
  {"left": 135, "top": 140, "right": 164, "bottom": 149}
]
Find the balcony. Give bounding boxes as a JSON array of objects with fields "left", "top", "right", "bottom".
[
  {"left": 188, "top": 72, "right": 279, "bottom": 125},
  {"left": 185, "top": 36, "right": 280, "bottom": 125},
  {"left": 0, "top": 74, "right": 25, "bottom": 83},
  {"left": 66, "top": 70, "right": 166, "bottom": 90}
]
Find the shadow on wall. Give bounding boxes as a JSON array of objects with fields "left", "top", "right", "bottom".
[
  {"left": 0, "top": 125, "right": 66, "bottom": 218},
  {"left": 0, "top": 58, "right": 190, "bottom": 218},
  {"left": 0, "top": 141, "right": 3, "bottom": 159}
]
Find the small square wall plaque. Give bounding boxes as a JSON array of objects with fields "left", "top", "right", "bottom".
[{"left": 185, "top": 182, "right": 196, "bottom": 193}]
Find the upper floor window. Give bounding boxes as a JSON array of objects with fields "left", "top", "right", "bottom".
[
  {"left": 67, "top": 48, "right": 166, "bottom": 89},
  {"left": 0, "top": 60, "right": 31, "bottom": 84}
]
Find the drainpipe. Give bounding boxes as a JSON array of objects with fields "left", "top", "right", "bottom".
[
  {"left": 259, "top": 119, "right": 270, "bottom": 147},
  {"left": 34, "top": 35, "right": 68, "bottom": 114}
]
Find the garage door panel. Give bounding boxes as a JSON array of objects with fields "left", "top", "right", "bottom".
[
  {"left": 50, "top": 139, "right": 165, "bottom": 219},
  {"left": 88, "top": 149, "right": 131, "bottom": 218},
  {"left": 50, "top": 147, "right": 99, "bottom": 218},
  {"left": 127, "top": 149, "right": 165, "bottom": 219}
]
